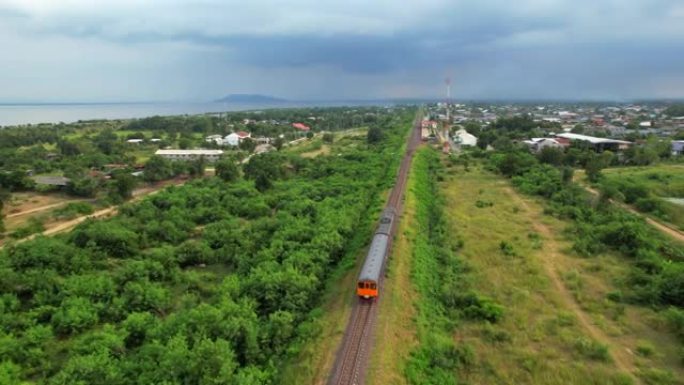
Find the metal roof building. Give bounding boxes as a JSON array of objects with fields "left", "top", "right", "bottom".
[
  {"left": 555, "top": 133, "right": 632, "bottom": 152},
  {"left": 155, "top": 149, "right": 223, "bottom": 162}
]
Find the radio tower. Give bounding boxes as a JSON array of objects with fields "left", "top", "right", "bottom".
[{"left": 445, "top": 77, "right": 451, "bottom": 123}]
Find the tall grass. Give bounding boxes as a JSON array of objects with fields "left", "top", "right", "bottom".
[{"left": 405, "top": 148, "right": 501, "bottom": 384}]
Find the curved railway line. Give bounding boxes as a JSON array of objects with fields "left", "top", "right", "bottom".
[{"left": 328, "top": 113, "right": 422, "bottom": 385}]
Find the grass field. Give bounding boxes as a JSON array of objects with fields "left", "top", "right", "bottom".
[{"left": 439, "top": 162, "right": 683, "bottom": 384}]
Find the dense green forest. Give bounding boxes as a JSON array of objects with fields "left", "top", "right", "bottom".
[{"left": 0, "top": 108, "right": 415, "bottom": 384}]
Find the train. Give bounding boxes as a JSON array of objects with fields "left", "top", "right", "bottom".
[{"left": 356, "top": 208, "right": 396, "bottom": 298}]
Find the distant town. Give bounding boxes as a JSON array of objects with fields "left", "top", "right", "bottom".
[{"left": 422, "top": 102, "right": 684, "bottom": 156}]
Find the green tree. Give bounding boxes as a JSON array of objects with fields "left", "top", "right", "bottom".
[
  {"left": 367, "top": 125, "right": 383, "bottom": 144},
  {"left": 239, "top": 138, "right": 257, "bottom": 153},
  {"left": 538, "top": 147, "right": 564, "bottom": 166},
  {"left": 254, "top": 174, "right": 272, "bottom": 192},
  {"left": 107, "top": 170, "right": 138, "bottom": 202},
  {"left": 273, "top": 137, "right": 285, "bottom": 151},
  {"left": 243, "top": 153, "right": 285, "bottom": 191},
  {"left": 215, "top": 159, "right": 239, "bottom": 182},
  {"left": 143, "top": 156, "right": 173, "bottom": 182},
  {"left": 52, "top": 297, "right": 99, "bottom": 334},
  {"left": 585, "top": 159, "right": 603, "bottom": 183},
  {"left": 178, "top": 137, "right": 192, "bottom": 149},
  {"left": 188, "top": 157, "right": 206, "bottom": 178},
  {"left": 0, "top": 361, "right": 22, "bottom": 385},
  {"left": 93, "top": 129, "right": 118, "bottom": 155},
  {"left": 322, "top": 132, "right": 334, "bottom": 143},
  {"left": 0, "top": 189, "right": 9, "bottom": 234},
  {"left": 67, "top": 176, "right": 100, "bottom": 198}
]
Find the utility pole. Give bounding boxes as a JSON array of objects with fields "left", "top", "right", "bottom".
[{"left": 444, "top": 77, "right": 452, "bottom": 144}]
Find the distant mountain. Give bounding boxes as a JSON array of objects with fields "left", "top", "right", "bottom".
[{"left": 215, "top": 94, "right": 288, "bottom": 104}]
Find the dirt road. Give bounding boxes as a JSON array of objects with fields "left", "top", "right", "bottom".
[
  {"left": 506, "top": 187, "right": 640, "bottom": 383},
  {"left": 5, "top": 200, "right": 92, "bottom": 219},
  {"left": 2, "top": 178, "right": 187, "bottom": 247}
]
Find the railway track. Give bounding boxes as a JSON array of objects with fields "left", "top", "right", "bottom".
[{"left": 328, "top": 113, "right": 422, "bottom": 385}]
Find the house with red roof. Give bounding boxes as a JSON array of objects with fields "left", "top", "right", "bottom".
[
  {"left": 292, "top": 122, "right": 311, "bottom": 131},
  {"left": 237, "top": 131, "right": 251, "bottom": 139}
]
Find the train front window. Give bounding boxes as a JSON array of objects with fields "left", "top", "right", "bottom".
[
  {"left": 358, "top": 282, "right": 364, "bottom": 289},
  {"left": 370, "top": 283, "right": 377, "bottom": 290}
]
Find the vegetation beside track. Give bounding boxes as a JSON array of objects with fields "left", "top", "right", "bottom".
[
  {"left": 401, "top": 148, "right": 502, "bottom": 385},
  {"left": 0, "top": 109, "right": 414, "bottom": 384}
]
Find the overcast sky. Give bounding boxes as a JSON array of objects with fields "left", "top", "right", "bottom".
[{"left": 1, "top": 0, "right": 683, "bottom": 102}]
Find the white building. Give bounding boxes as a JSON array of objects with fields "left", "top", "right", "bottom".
[
  {"left": 522, "top": 138, "right": 564, "bottom": 153},
  {"left": 205, "top": 134, "right": 224, "bottom": 145},
  {"left": 453, "top": 128, "right": 478, "bottom": 147},
  {"left": 224, "top": 133, "right": 240, "bottom": 146},
  {"left": 155, "top": 149, "right": 223, "bottom": 162}
]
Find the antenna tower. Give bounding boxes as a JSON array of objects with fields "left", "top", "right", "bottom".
[{"left": 445, "top": 77, "right": 451, "bottom": 122}]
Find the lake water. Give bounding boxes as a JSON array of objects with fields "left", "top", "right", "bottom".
[{"left": 0, "top": 100, "right": 392, "bottom": 127}]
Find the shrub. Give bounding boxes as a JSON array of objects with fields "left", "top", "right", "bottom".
[
  {"left": 637, "top": 368, "right": 679, "bottom": 385},
  {"left": 664, "top": 307, "right": 684, "bottom": 342},
  {"left": 606, "top": 290, "right": 623, "bottom": 302},
  {"left": 480, "top": 324, "right": 511, "bottom": 344},
  {"left": 10, "top": 217, "right": 45, "bottom": 239},
  {"left": 574, "top": 337, "right": 610, "bottom": 361},
  {"left": 499, "top": 241, "right": 516, "bottom": 256},
  {"left": 634, "top": 197, "right": 662, "bottom": 213},
  {"left": 635, "top": 341, "right": 655, "bottom": 357}
]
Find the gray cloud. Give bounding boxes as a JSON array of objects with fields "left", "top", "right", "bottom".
[{"left": 0, "top": 0, "right": 683, "bottom": 101}]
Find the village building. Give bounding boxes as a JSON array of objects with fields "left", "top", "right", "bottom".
[
  {"left": 555, "top": 133, "right": 632, "bottom": 152},
  {"left": 205, "top": 134, "right": 224, "bottom": 145},
  {"left": 452, "top": 128, "right": 478, "bottom": 147},
  {"left": 292, "top": 122, "right": 311, "bottom": 131},
  {"left": 32, "top": 176, "right": 70, "bottom": 187},
  {"left": 155, "top": 149, "right": 223, "bottom": 162},
  {"left": 522, "top": 138, "right": 565, "bottom": 153},
  {"left": 672, "top": 141, "right": 684, "bottom": 156}
]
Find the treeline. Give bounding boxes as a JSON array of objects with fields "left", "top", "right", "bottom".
[
  {"left": 0, "top": 110, "right": 414, "bottom": 384},
  {"left": 487, "top": 149, "right": 684, "bottom": 341},
  {"left": 124, "top": 107, "right": 392, "bottom": 138},
  {"left": 406, "top": 148, "right": 502, "bottom": 385},
  {"left": 0, "top": 107, "right": 402, "bottom": 198}
]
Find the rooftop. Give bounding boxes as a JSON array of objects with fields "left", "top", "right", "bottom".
[
  {"left": 555, "top": 133, "right": 632, "bottom": 145},
  {"left": 155, "top": 149, "right": 224, "bottom": 155}
]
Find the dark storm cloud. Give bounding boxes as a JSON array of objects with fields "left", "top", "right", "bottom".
[{"left": 1, "top": 0, "right": 684, "bottom": 100}]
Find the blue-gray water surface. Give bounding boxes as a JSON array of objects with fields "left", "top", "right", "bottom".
[{"left": 0, "top": 101, "right": 392, "bottom": 126}]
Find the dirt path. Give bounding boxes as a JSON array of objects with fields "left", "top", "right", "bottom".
[
  {"left": 506, "top": 187, "right": 640, "bottom": 383},
  {"left": 579, "top": 183, "right": 684, "bottom": 243},
  {"left": 6, "top": 199, "right": 92, "bottom": 218},
  {"left": 1, "top": 178, "right": 187, "bottom": 248}
]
